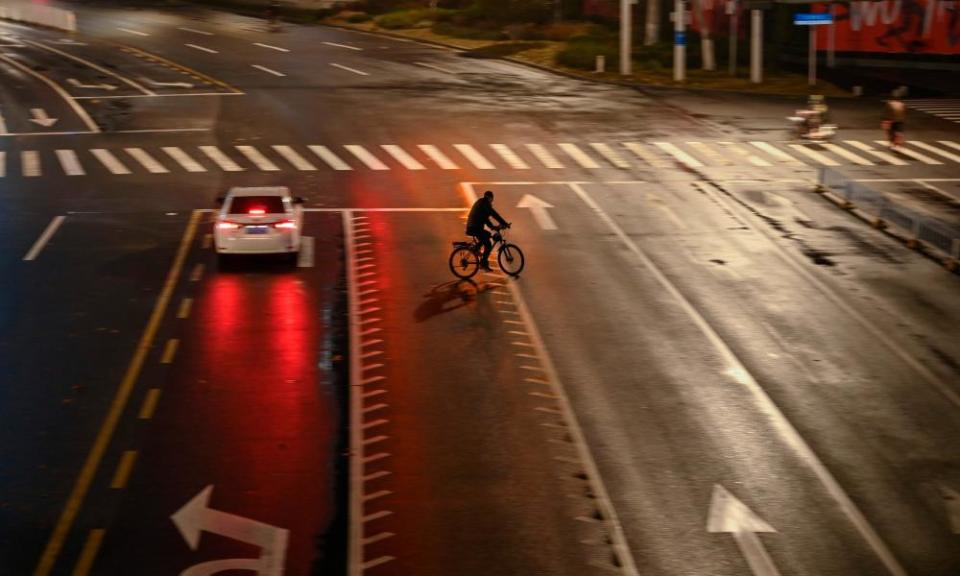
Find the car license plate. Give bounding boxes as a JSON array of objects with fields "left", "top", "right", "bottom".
[{"left": 245, "top": 226, "right": 268, "bottom": 235}]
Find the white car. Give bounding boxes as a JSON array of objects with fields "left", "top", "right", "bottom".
[{"left": 214, "top": 186, "right": 304, "bottom": 261}]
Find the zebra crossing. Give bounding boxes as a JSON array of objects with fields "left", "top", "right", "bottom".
[
  {"left": 905, "top": 99, "right": 960, "bottom": 125},
  {"left": 2, "top": 139, "right": 960, "bottom": 178}
]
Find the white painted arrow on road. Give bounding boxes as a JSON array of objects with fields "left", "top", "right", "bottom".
[
  {"left": 172, "top": 485, "right": 289, "bottom": 576},
  {"left": 68, "top": 78, "right": 118, "bottom": 91},
  {"left": 517, "top": 193, "right": 557, "bottom": 230},
  {"left": 941, "top": 485, "right": 960, "bottom": 534},
  {"left": 29, "top": 108, "right": 58, "bottom": 127},
  {"left": 708, "top": 484, "right": 781, "bottom": 576}
]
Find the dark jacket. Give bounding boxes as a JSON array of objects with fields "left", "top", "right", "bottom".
[{"left": 466, "top": 197, "right": 507, "bottom": 235}]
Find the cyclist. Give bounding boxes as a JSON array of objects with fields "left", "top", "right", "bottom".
[{"left": 466, "top": 190, "right": 510, "bottom": 271}]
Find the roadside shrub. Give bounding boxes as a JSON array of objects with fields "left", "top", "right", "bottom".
[
  {"left": 463, "top": 41, "right": 546, "bottom": 58},
  {"left": 503, "top": 23, "right": 542, "bottom": 40},
  {"left": 345, "top": 11, "right": 372, "bottom": 22},
  {"left": 375, "top": 8, "right": 452, "bottom": 28},
  {"left": 555, "top": 35, "right": 618, "bottom": 70},
  {"left": 541, "top": 22, "right": 594, "bottom": 41},
  {"left": 431, "top": 21, "right": 507, "bottom": 40}
]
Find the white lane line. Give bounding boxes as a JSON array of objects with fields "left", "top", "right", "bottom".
[
  {"left": 199, "top": 146, "right": 243, "bottom": 172},
  {"left": 844, "top": 141, "right": 907, "bottom": 165},
  {"left": 56, "top": 149, "right": 85, "bottom": 176},
  {"left": 653, "top": 142, "right": 704, "bottom": 168},
  {"left": 118, "top": 27, "right": 149, "bottom": 36},
  {"left": 177, "top": 27, "right": 213, "bottom": 36},
  {"left": 418, "top": 144, "right": 459, "bottom": 169},
  {"left": 490, "top": 144, "right": 530, "bottom": 170},
  {"left": 525, "top": 144, "right": 564, "bottom": 169},
  {"left": 820, "top": 142, "right": 874, "bottom": 165},
  {"left": 251, "top": 64, "right": 285, "bottom": 77},
  {"left": 0, "top": 151, "right": 5, "bottom": 177},
  {"left": 162, "top": 147, "right": 205, "bottom": 172},
  {"left": 185, "top": 43, "right": 218, "bottom": 54},
  {"left": 125, "top": 147, "right": 169, "bottom": 173},
  {"left": 575, "top": 180, "right": 908, "bottom": 576},
  {"left": 381, "top": 145, "right": 425, "bottom": 170},
  {"left": 908, "top": 141, "right": 960, "bottom": 163},
  {"left": 273, "top": 145, "right": 317, "bottom": 171},
  {"left": 298, "top": 236, "right": 315, "bottom": 267},
  {"left": 872, "top": 141, "right": 942, "bottom": 165},
  {"left": 558, "top": 143, "right": 600, "bottom": 168},
  {"left": 91, "top": 149, "right": 131, "bottom": 174},
  {"left": 788, "top": 144, "right": 840, "bottom": 166},
  {"left": 28, "top": 41, "right": 154, "bottom": 95},
  {"left": 591, "top": 143, "right": 631, "bottom": 168},
  {"left": 454, "top": 144, "right": 495, "bottom": 170},
  {"left": 23, "top": 215, "right": 65, "bottom": 261},
  {"left": 414, "top": 61, "right": 456, "bottom": 74},
  {"left": 323, "top": 41, "right": 362, "bottom": 51},
  {"left": 331, "top": 63, "right": 369, "bottom": 76},
  {"left": 345, "top": 145, "right": 389, "bottom": 170},
  {"left": 718, "top": 142, "right": 772, "bottom": 166},
  {"left": 688, "top": 141, "right": 732, "bottom": 165},
  {"left": 0, "top": 110, "right": 7, "bottom": 134},
  {"left": 309, "top": 145, "right": 352, "bottom": 170},
  {"left": 0, "top": 53, "right": 99, "bottom": 133},
  {"left": 750, "top": 141, "right": 802, "bottom": 165},
  {"left": 22, "top": 150, "right": 41, "bottom": 177},
  {"left": 253, "top": 42, "right": 289, "bottom": 52},
  {"left": 623, "top": 142, "right": 671, "bottom": 168},
  {"left": 236, "top": 146, "right": 279, "bottom": 171},
  {"left": 939, "top": 140, "right": 960, "bottom": 153}
]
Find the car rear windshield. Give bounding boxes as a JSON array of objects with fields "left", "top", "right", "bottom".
[{"left": 229, "top": 196, "right": 285, "bottom": 215}]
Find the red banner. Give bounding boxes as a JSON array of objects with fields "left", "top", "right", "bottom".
[{"left": 814, "top": 1, "right": 960, "bottom": 54}]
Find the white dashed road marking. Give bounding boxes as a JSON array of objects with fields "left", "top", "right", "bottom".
[
  {"left": 125, "top": 147, "right": 169, "bottom": 173},
  {"left": 236, "top": 145, "right": 280, "bottom": 171},
  {"left": 185, "top": 43, "right": 218, "bottom": 54},
  {"left": 252, "top": 64, "right": 286, "bottom": 77},
  {"left": 454, "top": 144, "right": 495, "bottom": 170},
  {"left": 199, "top": 146, "right": 243, "bottom": 172},
  {"left": 162, "top": 147, "right": 205, "bottom": 172},
  {"left": 253, "top": 42, "right": 289, "bottom": 52},
  {"left": 309, "top": 145, "right": 352, "bottom": 170},
  {"left": 91, "top": 149, "right": 131, "bottom": 175},
  {"left": 525, "top": 144, "right": 564, "bottom": 169},
  {"left": 345, "top": 145, "right": 389, "bottom": 170},
  {"left": 273, "top": 145, "right": 317, "bottom": 171},
  {"left": 331, "top": 63, "right": 369, "bottom": 76},
  {"left": 56, "top": 149, "right": 85, "bottom": 176},
  {"left": 558, "top": 143, "right": 599, "bottom": 168},
  {"left": 418, "top": 144, "right": 459, "bottom": 169},
  {"left": 490, "top": 144, "right": 529, "bottom": 170},
  {"left": 381, "top": 145, "right": 425, "bottom": 170}
]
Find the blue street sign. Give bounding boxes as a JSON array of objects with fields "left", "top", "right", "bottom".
[
  {"left": 675, "top": 32, "right": 686, "bottom": 45},
  {"left": 794, "top": 13, "right": 833, "bottom": 25}
]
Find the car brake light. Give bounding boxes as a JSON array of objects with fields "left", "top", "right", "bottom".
[
  {"left": 249, "top": 208, "right": 266, "bottom": 216},
  {"left": 217, "top": 221, "right": 240, "bottom": 230},
  {"left": 274, "top": 220, "right": 297, "bottom": 230}
]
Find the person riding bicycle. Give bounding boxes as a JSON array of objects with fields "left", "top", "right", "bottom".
[{"left": 466, "top": 190, "right": 510, "bottom": 271}]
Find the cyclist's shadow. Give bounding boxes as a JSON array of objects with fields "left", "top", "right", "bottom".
[{"left": 414, "top": 279, "right": 495, "bottom": 323}]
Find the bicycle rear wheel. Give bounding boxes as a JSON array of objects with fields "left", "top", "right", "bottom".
[
  {"left": 449, "top": 246, "right": 479, "bottom": 279},
  {"left": 497, "top": 243, "right": 525, "bottom": 277}
]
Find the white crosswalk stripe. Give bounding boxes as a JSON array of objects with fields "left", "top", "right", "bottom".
[
  {"left": 22, "top": 150, "right": 40, "bottom": 177},
  {"left": 162, "top": 147, "right": 205, "bottom": 172},
  {"left": 236, "top": 145, "right": 280, "bottom": 171},
  {"left": 309, "top": 145, "right": 352, "bottom": 170},
  {"left": 788, "top": 144, "right": 840, "bottom": 166},
  {"left": 590, "top": 143, "right": 630, "bottom": 168},
  {"left": 454, "top": 144, "right": 495, "bottom": 169},
  {"left": 750, "top": 141, "right": 801, "bottom": 165},
  {"left": 91, "top": 149, "right": 131, "bottom": 174},
  {"left": 558, "top": 143, "right": 599, "bottom": 168},
  {"left": 844, "top": 140, "right": 907, "bottom": 165},
  {"left": 908, "top": 141, "right": 960, "bottom": 163},
  {"left": 525, "top": 144, "right": 564, "bottom": 168},
  {"left": 418, "top": 144, "right": 459, "bottom": 170},
  {"left": 718, "top": 142, "right": 771, "bottom": 167},
  {"left": 56, "top": 149, "right": 85, "bottom": 176},
  {"left": 906, "top": 99, "right": 960, "bottom": 124},
  {"left": 872, "top": 141, "right": 942, "bottom": 165},
  {"left": 273, "top": 145, "right": 317, "bottom": 171},
  {"left": 382, "top": 145, "right": 425, "bottom": 170},
  {"left": 345, "top": 145, "right": 389, "bottom": 170},
  {"left": 0, "top": 151, "right": 5, "bottom": 177},
  {"left": 688, "top": 141, "right": 731, "bottom": 165},
  {"left": 490, "top": 144, "right": 529, "bottom": 170},
  {"left": 653, "top": 142, "right": 704, "bottom": 168},
  {"left": 126, "top": 147, "right": 170, "bottom": 173},
  {"left": 200, "top": 146, "right": 243, "bottom": 172},
  {"left": 623, "top": 142, "right": 671, "bottom": 168},
  {"left": 939, "top": 140, "right": 960, "bottom": 153},
  {"left": 820, "top": 143, "right": 874, "bottom": 165}
]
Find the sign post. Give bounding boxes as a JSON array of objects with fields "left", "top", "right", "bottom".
[
  {"left": 750, "top": 9, "right": 761, "bottom": 83},
  {"left": 674, "top": 0, "right": 686, "bottom": 81},
  {"left": 727, "top": 0, "right": 738, "bottom": 76},
  {"left": 794, "top": 12, "right": 833, "bottom": 86},
  {"left": 620, "top": 0, "right": 632, "bottom": 75}
]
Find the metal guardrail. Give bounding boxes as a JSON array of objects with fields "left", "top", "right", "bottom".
[
  {"left": 817, "top": 167, "right": 960, "bottom": 268},
  {"left": 0, "top": 2, "right": 76, "bottom": 32}
]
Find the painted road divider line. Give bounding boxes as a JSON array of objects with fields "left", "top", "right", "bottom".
[
  {"left": 189, "top": 263, "right": 204, "bottom": 282},
  {"left": 119, "top": 45, "right": 242, "bottom": 94},
  {"left": 309, "top": 145, "right": 352, "bottom": 170},
  {"left": 345, "top": 145, "right": 389, "bottom": 170},
  {"left": 454, "top": 144, "right": 495, "bottom": 170},
  {"left": 126, "top": 147, "right": 169, "bottom": 173},
  {"left": 71, "top": 529, "right": 105, "bottom": 576},
  {"left": 0, "top": 53, "right": 100, "bottom": 133},
  {"left": 381, "top": 145, "right": 425, "bottom": 170},
  {"left": 22, "top": 150, "right": 41, "bottom": 177},
  {"left": 330, "top": 63, "right": 369, "bottom": 76},
  {"left": 109, "top": 451, "right": 138, "bottom": 489},
  {"left": 253, "top": 42, "right": 289, "bottom": 52},
  {"left": 525, "top": 144, "right": 564, "bottom": 169},
  {"left": 23, "top": 215, "right": 65, "bottom": 261},
  {"left": 160, "top": 339, "right": 179, "bottom": 364},
  {"left": 178, "top": 26, "right": 213, "bottom": 35},
  {"left": 199, "top": 146, "right": 243, "bottom": 172},
  {"left": 418, "top": 144, "right": 459, "bottom": 170},
  {"left": 236, "top": 145, "right": 280, "bottom": 171},
  {"left": 118, "top": 27, "right": 149, "bottom": 36},
  {"left": 33, "top": 210, "right": 201, "bottom": 576},
  {"left": 298, "top": 236, "right": 315, "bottom": 268},
  {"left": 28, "top": 41, "right": 154, "bottom": 95},
  {"left": 323, "top": 41, "right": 362, "bottom": 51},
  {"left": 185, "top": 43, "right": 218, "bottom": 54},
  {"left": 55, "top": 149, "right": 85, "bottom": 176},
  {"left": 177, "top": 298, "right": 193, "bottom": 319},
  {"left": 91, "top": 149, "right": 131, "bottom": 175},
  {"left": 558, "top": 143, "right": 600, "bottom": 168},
  {"left": 273, "top": 145, "right": 316, "bottom": 170},
  {"left": 138, "top": 388, "right": 162, "bottom": 420},
  {"left": 162, "top": 147, "right": 205, "bottom": 172},
  {"left": 251, "top": 64, "right": 285, "bottom": 77},
  {"left": 0, "top": 110, "right": 7, "bottom": 134},
  {"left": 0, "top": 151, "right": 5, "bottom": 177}
]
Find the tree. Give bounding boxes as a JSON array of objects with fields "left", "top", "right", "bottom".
[
  {"left": 644, "top": 0, "right": 660, "bottom": 46},
  {"left": 692, "top": 0, "right": 716, "bottom": 69}
]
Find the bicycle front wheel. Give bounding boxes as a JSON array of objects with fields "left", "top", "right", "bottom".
[
  {"left": 449, "top": 247, "right": 479, "bottom": 279},
  {"left": 497, "top": 243, "right": 525, "bottom": 277}
]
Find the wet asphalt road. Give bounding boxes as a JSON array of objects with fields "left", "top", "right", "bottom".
[{"left": 1, "top": 4, "right": 959, "bottom": 576}]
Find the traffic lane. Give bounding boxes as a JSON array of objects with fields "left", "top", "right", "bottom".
[
  {"left": 0, "top": 43, "right": 145, "bottom": 99},
  {"left": 506, "top": 180, "right": 960, "bottom": 573},
  {"left": 345, "top": 211, "right": 611, "bottom": 576},
  {"left": 486, "top": 181, "right": 902, "bottom": 575},
  {"left": 0, "top": 53, "right": 95, "bottom": 134},
  {"left": 0, "top": 211, "right": 193, "bottom": 575},
  {"left": 86, "top": 212, "right": 344, "bottom": 575}
]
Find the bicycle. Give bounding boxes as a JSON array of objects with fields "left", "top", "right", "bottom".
[{"left": 449, "top": 225, "right": 525, "bottom": 279}]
